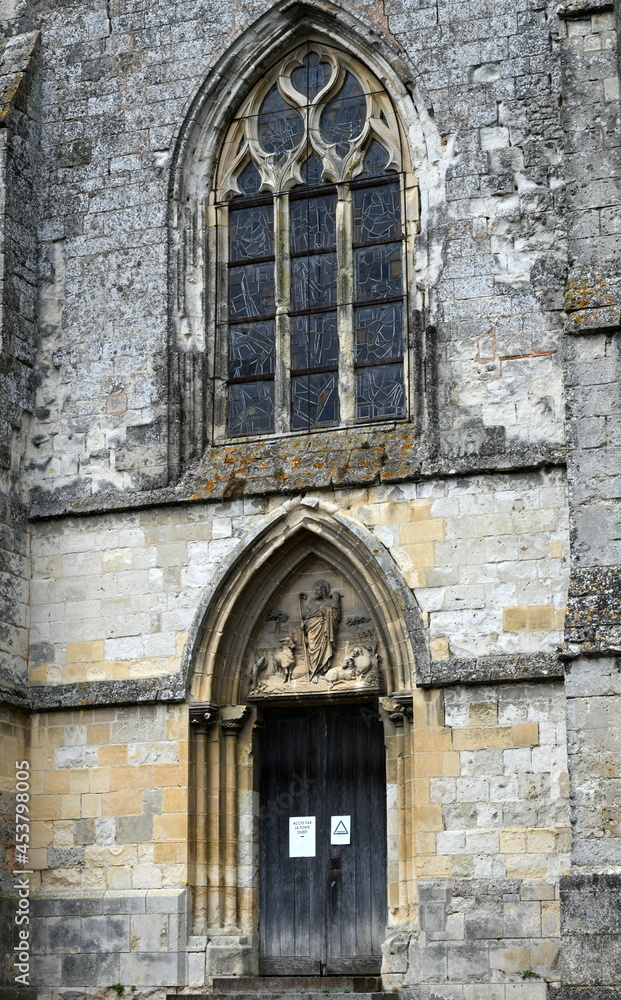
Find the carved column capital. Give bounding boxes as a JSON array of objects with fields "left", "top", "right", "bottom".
[
  {"left": 220, "top": 704, "right": 250, "bottom": 736},
  {"left": 190, "top": 702, "right": 219, "bottom": 733},
  {"left": 380, "top": 693, "right": 413, "bottom": 727}
]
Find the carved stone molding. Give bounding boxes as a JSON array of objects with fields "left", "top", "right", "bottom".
[
  {"left": 189, "top": 701, "right": 219, "bottom": 732},
  {"left": 380, "top": 694, "right": 413, "bottom": 726},
  {"left": 219, "top": 704, "right": 250, "bottom": 736}
]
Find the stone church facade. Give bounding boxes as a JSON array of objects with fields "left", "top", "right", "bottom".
[{"left": 0, "top": 0, "right": 620, "bottom": 995}]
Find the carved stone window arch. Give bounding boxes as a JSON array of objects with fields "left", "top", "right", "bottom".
[{"left": 209, "top": 41, "right": 418, "bottom": 442}]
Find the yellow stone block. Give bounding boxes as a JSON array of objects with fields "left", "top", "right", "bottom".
[
  {"left": 99, "top": 744, "right": 128, "bottom": 766},
  {"left": 415, "top": 752, "right": 444, "bottom": 776},
  {"left": 499, "top": 829, "right": 526, "bottom": 853},
  {"left": 402, "top": 542, "right": 436, "bottom": 568},
  {"left": 34, "top": 794, "right": 61, "bottom": 820},
  {"left": 163, "top": 787, "right": 187, "bottom": 812},
  {"left": 154, "top": 763, "right": 182, "bottom": 786},
  {"left": 452, "top": 727, "right": 483, "bottom": 751},
  {"left": 81, "top": 793, "right": 102, "bottom": 818},
  {"left": 413, "top": 777, "right": 430, "bottom": 804},
  {"left": 154, "top": 813, "right": 188, "bottom": 840},
  {"left": 549, "top": 540, "right": 564, "bottom": 558},
  {"left": 415, "top": 727, "right": 452, "bottom": 752},
  {"left": 503, "top": 604, "right": 555, "bottom": 631},
  {"left": 69, "top": 770, "right": 90, "bottom": 794},
  {"left": 442, "top": 752, "right": 461, "bottom": 776},
  {"left": 86, "top": 723, "right": 110, "bottom": 745},
  {"left": 401, "top": 518, "right": 445, "bottom": 543},
  {"left": 556, "top": 827, "right": 572, "bottom": 852},
  {"left": 108, "top": 766, "right": 138, "bottom": 792},
  {"left": 430, "top": 637, "right": 449, "bottom": 660},
  {"left": 527, "top": 829, "right": 556, "bottom": 853},
  {"left": 415, "top": 831, "right": 436, "bottom": 854},
  {"left": 60, "top": 794, "right": 82, "bottom": 819},
  {"left": 410, "top": 499, "right": 431, "bottom": 520},
  {"left": 413, "top": 689, "right": 445, "bottom": 730},
  {"left": 154, "top": 843, "right": 176, "bottom": 863},
  {"left": 417, "top": 855, "right": 451, "bottom": 877},
  {"left": 483, "top": 725, "right": 513, "bottom": 748},
  {"left": 404, "top": 568, "right": 427, "bottom": 589},
  {"left": 44, "top": 770, "right": 70, "bottom": 794},
  {"left": 379, "top": 501, "right": 414, "bottom": 524},
  {"left": 30, "top": 821, "right": 53, "bottom": 849},
  {"left": 513, "top": 723, "right": 539, "bottom": 746},
  {"left": 468, "top": 702, "right": 497, "bottom": 725},
  {"left": 102, "top": 790, "right": 143, "bottom": 816},
  {"left": 413, "top": 804, "right": 443, "bottom": 832},
  {"left": 66, "top": 640, "right": 104, "bottom": 663},
  {"left": 89, "top": 768, "right": 110, "bottom": 793}
]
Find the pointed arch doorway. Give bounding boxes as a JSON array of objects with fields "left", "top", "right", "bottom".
[
  {"left": 259, "top": 700, "right": 386, "bottom": 975},
  {"left": 189, "top": 504, "right": 424, "bottom": 979}
]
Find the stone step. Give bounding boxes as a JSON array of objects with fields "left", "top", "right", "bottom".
[
  {"left": 213, "top": 978, "right": 382, "bottom": 992},
  {"left": 210, "top": 993, "right": 383, "bottom": 1000}
]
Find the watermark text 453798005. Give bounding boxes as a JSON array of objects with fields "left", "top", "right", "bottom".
[{"left": 13, "top": 761, "right": 32, "bottom": 987}]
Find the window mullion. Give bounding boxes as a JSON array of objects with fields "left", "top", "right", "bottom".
[
  {"left": 214, "top": 202, "right": 229, "bottom": 443},
  {"left": 336, "top": 181, "right": 354, "bottom": 424},
  {"left": 274, "top": 191, "right": 291, "bottom": 435}
]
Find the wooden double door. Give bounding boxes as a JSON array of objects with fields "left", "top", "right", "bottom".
[{"left": 259, "top": 703, "right": 387, "bottom": 975}]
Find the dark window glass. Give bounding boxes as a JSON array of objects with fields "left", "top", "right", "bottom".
[
  {"left": 354, "top": 243, "right": 402, "bottom": 302},
  {"left": 320, "top": 72, "right": 367, "bottom": 157},
  {"left": 291, "top": 313, "right": 338, "bottom": 371},
  {"left": 229, "top": 262, "right": 275, "bottom": 319},
  {"left": 229, "top": 381, "right": 275, "bottom": 436},
  {"left": 229, "top": 321, "right": 275, "bottom": 378},
  {"left": 302, "top": 155, "right": 325, "bottom": 186},
  {"left": 258, "top": 85, "right": 304, "bottom": 163},
  {"left": 355, "top": 303, "right": 403, "bottom": 364},
  {"left": 290, "top": 194, "right": 337, "bottom": 253},
  {"left": 291, "top": 52, "right": 332, "bottom": 99},
  {"left": 235, "top": 160, "right": 262, "bottom": 196},
  {"left": 363, "top": 140, "right": 391, "bottom": 177},
  {"left": 229, "top": 204, "right": 274, "bottom": 261},
  {"left": 292, "top": 371, "right": 339, "bottom": 428},
  {"left": 353, "top": 183, "right": 401, "bottom": 244},
  {"left": 356, "top": 363, "right": 405, "bottom": 421},
  {"left": 291, "top": 253, "right": 337, "bottom": 311}
]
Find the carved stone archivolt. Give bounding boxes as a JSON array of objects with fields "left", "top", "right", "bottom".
[{"left": 246, "top": 557, "right": 383, "bottom": 698}]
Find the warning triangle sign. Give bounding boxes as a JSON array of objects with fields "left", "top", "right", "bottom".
[{"left": 334, "top": 820, "right": 348, "bottom": 835}]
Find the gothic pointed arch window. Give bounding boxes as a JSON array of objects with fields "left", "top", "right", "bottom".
[{"left": 211, "top": 41, "right": 416, "bottom": 441}]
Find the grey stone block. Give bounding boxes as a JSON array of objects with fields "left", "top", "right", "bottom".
[
  {"left": 46, "top": 916, "right": 82, "bottom": 954},
  {"left": 119, "top": 950, "right": 181, "bottom": 986},
  {"left": 116, "top": 812, "right": 154, "bottom": 843},
  {"left": 80, "top": 915, "right": 130, "bottom": 953}
]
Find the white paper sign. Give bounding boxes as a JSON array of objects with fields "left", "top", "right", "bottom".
[
  {"left": 331, "top": 815, "right": 351, "bottom": 845},
  {"left": 289, "top": 816, "right": 316, "bottom": 857}
]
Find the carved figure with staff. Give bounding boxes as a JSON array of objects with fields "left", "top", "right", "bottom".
[{"left": 299, "top": 580, "right": 342, "bottom": 683}]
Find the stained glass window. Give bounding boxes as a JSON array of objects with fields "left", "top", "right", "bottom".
[{"left": 217, "top": 42, "right": 410, "bottom": 438}]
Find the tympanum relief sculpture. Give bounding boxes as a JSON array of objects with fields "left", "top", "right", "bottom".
[{"left": 247, "top": 559, "right": 382, "bottom": 698}]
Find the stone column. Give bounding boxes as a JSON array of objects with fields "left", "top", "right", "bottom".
[
  {"left": 189, "top": 703, "right": 219, "bottom": 935},
  {"left": 380, "top": 695, "right": 414, "bottom": 984},
  {"left": 220, "top": 705, "right": 250, "bottom": 930}
]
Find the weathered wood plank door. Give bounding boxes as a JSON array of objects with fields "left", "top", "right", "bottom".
[{"left": 259, "top": 703, "right": 386, "bottom": 975}]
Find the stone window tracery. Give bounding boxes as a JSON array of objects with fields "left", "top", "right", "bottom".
[{"left": 213, "top": 42, "right": 414, "bottom": 441}]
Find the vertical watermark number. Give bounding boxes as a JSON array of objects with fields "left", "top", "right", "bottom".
[{"left": 13, "top": 761, "right": 32, "bottom": 987}]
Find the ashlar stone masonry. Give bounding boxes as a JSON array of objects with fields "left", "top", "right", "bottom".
[{"left": 0, "top": 0, "right": 619, "bottom": 996}]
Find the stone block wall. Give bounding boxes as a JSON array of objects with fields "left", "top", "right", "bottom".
[
  {"left": 27, "top": 474, "right": 569, "bottom": 688},
  {"left": 27, "top": 703, "right": 189, "bottom": 896},
  {"left": 401, "top": 683, "right": 568, "bottom": 987}
]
